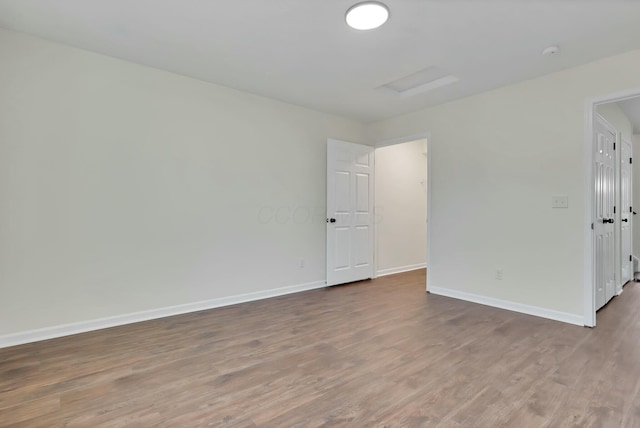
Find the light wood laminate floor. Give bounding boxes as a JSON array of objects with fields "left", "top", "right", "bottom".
[{"left": 2, "top": 269, "right": 640, "bottom": 427}]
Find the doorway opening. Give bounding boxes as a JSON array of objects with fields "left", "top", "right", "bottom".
[
  {"left": 375, "top": 133, "right": 431, "bottom": 291},
  {"left": 586, "top": 90, "right": 640, "bottom": 326}
]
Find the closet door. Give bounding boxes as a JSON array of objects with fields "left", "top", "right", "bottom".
[
  {"left": 620, "top": 138, "right": 633, "bottom": 286},
  {"left": 594, "top": 114, "right": 617, "bottom": 310}
]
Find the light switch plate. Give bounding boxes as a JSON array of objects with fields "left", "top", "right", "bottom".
[{"left": 552, "top": 195, "right": 569, "bottom": 208}]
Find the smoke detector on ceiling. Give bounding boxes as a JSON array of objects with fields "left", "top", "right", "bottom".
[{"left": 542, "top": 45, "right": 560, "bottom": 56}]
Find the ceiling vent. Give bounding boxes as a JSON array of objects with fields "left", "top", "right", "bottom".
[{"left": 381, "top": 67, "right": 459, "bottom": 98}]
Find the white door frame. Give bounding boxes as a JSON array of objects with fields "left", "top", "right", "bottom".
[
  {"left": 584, "top": 87, "right": 640, "bottom": 327},
  {"left": 375, "top": 132, "right": 432, "bottom": 291}
]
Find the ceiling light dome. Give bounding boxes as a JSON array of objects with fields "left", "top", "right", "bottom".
[{"left": 346, "top": 2, "right": 389, "bottom": 30}]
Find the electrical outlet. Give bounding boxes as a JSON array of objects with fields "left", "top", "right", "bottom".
[{"left": 496, "top": 268, "right": 503, "bottom": 280}]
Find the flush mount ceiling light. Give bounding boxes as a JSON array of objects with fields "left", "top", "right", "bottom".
[{"left": 346, "top": 2, "right": 389, "bottom": 30}]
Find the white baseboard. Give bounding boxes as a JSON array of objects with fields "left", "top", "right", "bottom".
[
  {"left": 428, "top": 286, "right": 584, "bottom": 326},
  {"left": 376, "top": 263, "right": 426, "bottom": 277},
  {"left": 0, "top": 280, "right": 326, "bottom": 349}
]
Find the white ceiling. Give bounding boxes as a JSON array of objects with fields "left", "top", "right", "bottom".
[
  {"left": 1, "top": 0, "right": 640, "bottom": 122},
  {"left": 619, "top": 97, "right": 640, "bottom": 135}
]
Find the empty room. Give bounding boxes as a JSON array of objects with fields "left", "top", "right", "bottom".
[{"left": 2, "top": 1, "right": 640, "bottom": 426}]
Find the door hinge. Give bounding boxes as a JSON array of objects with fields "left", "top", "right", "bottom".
[
  {"left": 630, "top": 157, "right": 633, "bottom": 164},
  {"left": 630, "top": 255, "right": 633, "bottom": 262},
  {"left": 591, "top": 223, "right": 594, "bottom": 230},
  {"left": 614, "top": 206, "right": 616, "bottom": 213},
  {"left": 631, "top": 206, "right": 633, "bottom": 213},
  {"left": 614, "top": 142, "right": 616, "bottom": 150}
]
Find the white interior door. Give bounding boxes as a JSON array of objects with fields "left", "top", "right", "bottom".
[
  {"left": 326, "top": 139, "right": 374, "bottom": 286},
  {"left": 594, "top": 114, "right": 617, "bottom": 310},
  {"left": 620, "top": 138, "right": 633, "bottom": 286}
]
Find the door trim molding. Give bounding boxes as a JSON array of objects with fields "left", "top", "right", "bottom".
[{"left": 584, "top": 87, "right": 640, "bottom": 327}]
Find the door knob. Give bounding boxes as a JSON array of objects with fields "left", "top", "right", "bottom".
[
  {"left": 622, "top": 219, "right": 629, "bottom": 222},
  {"left": 326, "top": 218, "right": 336, "bottom": 223},
  {"left": 603, "top": 218, "right": 614, "bottom": 224}
]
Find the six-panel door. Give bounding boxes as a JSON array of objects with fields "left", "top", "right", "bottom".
[{"left": 326, "top": 139, "right": 374, "bottom": 286}]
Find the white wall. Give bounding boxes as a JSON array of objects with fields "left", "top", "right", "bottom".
[
  {"left": 367, "top": 49, "right": 640, "bottom": 322},
  {"left": 5, "top": 27, "right": 640, "bottom": 341},
  {"left": 375, "top": 140, "right": 427, "bottom": 276},
  {"left": 0, "top": 28, "right": 366, "bottom": 338}
]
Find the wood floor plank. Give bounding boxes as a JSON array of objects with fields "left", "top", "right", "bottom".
[{"left": 1, "top": 270, "right": 640, "bottom": 426}]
